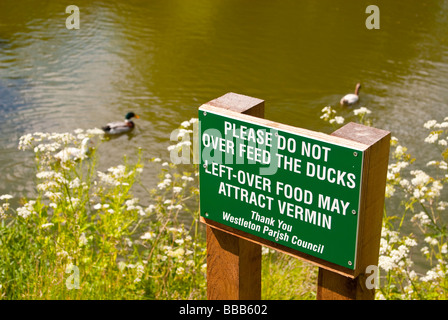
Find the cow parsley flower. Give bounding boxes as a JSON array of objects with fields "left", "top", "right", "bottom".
[
  {"left": 141, "top": 232, "right": 155, "bottom": 240},
  {"left": 353, "top": 107, "right": 371, "bottom": 116},
  {"left": 17, "top": 201, "right": 36, "bottom": 219}
]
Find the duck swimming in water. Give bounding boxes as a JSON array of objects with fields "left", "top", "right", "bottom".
[
  {"left": 340, "top": 83, "right": 361, "bottom": 106},
  {"left": 102, "top": 112, "right": 140, "bottom": 134}
]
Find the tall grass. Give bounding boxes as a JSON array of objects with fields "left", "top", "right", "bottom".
[{"left": 0, "top": 126, "right": 314, "bottom": 299}]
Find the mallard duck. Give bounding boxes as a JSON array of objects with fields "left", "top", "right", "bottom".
[
  {"left": 340, "top": 83, "right": 361, "bottom": 106},
  {"left": 102, "top": 112, "right": 140, "bottom": 134},
  {"left": 55, "top": 138, "right": 91, "bottom": 162}
]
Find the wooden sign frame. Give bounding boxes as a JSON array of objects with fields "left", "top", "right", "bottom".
[{"left": 199, "top": 92, "right": 390, "bottom": 300}]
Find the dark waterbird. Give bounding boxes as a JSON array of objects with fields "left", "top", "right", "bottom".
[{"left": 102, "top": 112, "right": 140, "bottom": 134}]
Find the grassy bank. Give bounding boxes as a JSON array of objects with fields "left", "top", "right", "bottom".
[{"left": 0, "top": 109, "right": 447, "bottom": 299}]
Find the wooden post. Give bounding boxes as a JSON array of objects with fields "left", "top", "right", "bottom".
[
  {"left": 205, "top": 92, "right": 264, "bottom": 300},
  {"left": 317, "top": 122, "right": 390, "bottom": 300}
]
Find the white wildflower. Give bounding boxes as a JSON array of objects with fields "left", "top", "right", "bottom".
[
  {"left": 176, "top": 267, "right": 185, "bottom": 275},
  {"left": 411, "top": 211, "right": 431, "bottom": 226},
  {"left": 177, "top": 128, "right": 193, "bottom": 139},
  {"left": 425, "top": 236, "right": 438, "bottom": 246},
  {"left": 167, "top": 204, "right": 182, "bottom": 210},
  {"left": 180, "top": 121, "right": 190, "bottom": 128},
  {"left": 69, "top": 178, "right": 81, "bottom": 189},
  {"left": 423, "top": 120, "right": 437, "bottom": 129},
  {"left": 85, "top": 128, "right": 105, "bottom": 135},
  {"left": 385, "top": 184, "right": 395, "bottom": 198},
  {"left": 329, "top": 116, "right": 344, "bottom": 125},
  {"left": 421, "top": 270, "right": 440, "bottom": 282},
  {"left": 404, "top": 238, "right": 417, "bottom": 247},
  {"left": 0, "top": 194, "right": 13, "bottom": 200},
  {"left": 17, "top": 201, "right": 36, "bottom": 219},
  {"left": 393, "top": 145, "right": 406, "bottom": 158},
  {"left": 44, "top": 191, "right": 62, "bottom": 201},
  {"left": 181, "top": 176, "right": 194, "bottom": 182},
  {"left": 145, "top": 204, "right": 156, "bottom": 214},
  {"left": 399, "top": 179, "right": 410, "bottom": 188},
  {"left": 18, "top": 133, "right": 34, "bottom": 150},
  {"left": 320, "top": 106, "right": 336, "bottom": 121},
  {"left": 426, "top": 160, "right": 437, "bottom": 167},
  {"left": 125, "top": 198, "right": 139, "bottom": 209},
  {"left": 93, "top": 203, "right": 110, "bottom": 210},
  {"left": 424, "top": 132, "right": 438, "bottom": 144},
  {"left": 56, "top": 249, "right": 69, "bottom": 258},
  {"left": 410, "top": 170, "right": 430, "bottom": 187},
  {"left": 136, "top": 264, "right": 144, "bottom": 277},
  {"left": 141, "top": 232, "right": 155, "bottom": 240},
  {"left": 428, "top": 180, "right": 443, "bottom": 198},
  {"left": 437, "top": 201, "right": 448, "bottom": 211},
  {"left": 186, "top": 260, "right": 195, "bottom": 267},
  {"left": 167, "top": 248, "right": 185, "bottom": 259},
  {"left": 439, "top": 161, "right": 448, "bottom": 170},
  {"left": 378, "top": 255, "right": 396, "bottom": 272},
  {"left": 173, "top": 187, "right": 183, "bottom": 194},
  {"left": 413, "top": 188, "right": 425, "bottom": 199},
  {"left": 41, "top": 223, "right": 54, "bottom": 229},
  {"left": 353, "top": 107, "right": 371, "bottom": 116}
]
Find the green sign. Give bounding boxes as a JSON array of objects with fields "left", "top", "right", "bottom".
[{"left": 199, "top": 108, "right": 364, "bottom": 270}]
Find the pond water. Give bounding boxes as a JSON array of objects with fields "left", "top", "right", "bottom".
[{"left": 1, "top": 1, "right": 447, "bottom": 232}]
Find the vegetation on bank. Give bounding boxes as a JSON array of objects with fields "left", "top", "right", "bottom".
[
  {"left": 0, "top": 108, "right": 447, "bottom": 299},
  {"left": 322, "top": 106, "right": 448, "bottom": 299}
]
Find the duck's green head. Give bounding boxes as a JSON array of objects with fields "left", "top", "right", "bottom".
[{"left": 125, "top": 112, "right": 139, "bottom": 120}]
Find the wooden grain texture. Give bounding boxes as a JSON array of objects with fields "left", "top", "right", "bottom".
[
  {"left": 206, "top": 226, "right": 261, "bottom": 299},
  {"left": 317, "top": 122, "right": 390, "bottom": 300},
  {"left": 204, "top": 93, "right": 263, "bottom": 300}
]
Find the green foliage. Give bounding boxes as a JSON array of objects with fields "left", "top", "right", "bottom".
[
  {"left": 262, "top": 248, "right": 317, "bottom": 300},
  {"left": 0, "top": 125, "right": 309, "bottom": 300},
  {"left": 322, "top": 106, "right": 448, "bottom": 300},
  {"left": 0, "top": 129, "right": 207, "bottom": 299}
]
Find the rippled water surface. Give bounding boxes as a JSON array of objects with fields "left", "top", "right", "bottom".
[{"left": 1, "top": 0, "right": 448, "bottom": 207}]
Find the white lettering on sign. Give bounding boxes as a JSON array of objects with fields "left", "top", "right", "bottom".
[{"left": 200, "top": 109, "right": 364, "bottom": 268}]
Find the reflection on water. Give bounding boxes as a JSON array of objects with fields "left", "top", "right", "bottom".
[{"left": 1, "top": 1, "right": 447, "bottom": 218}]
